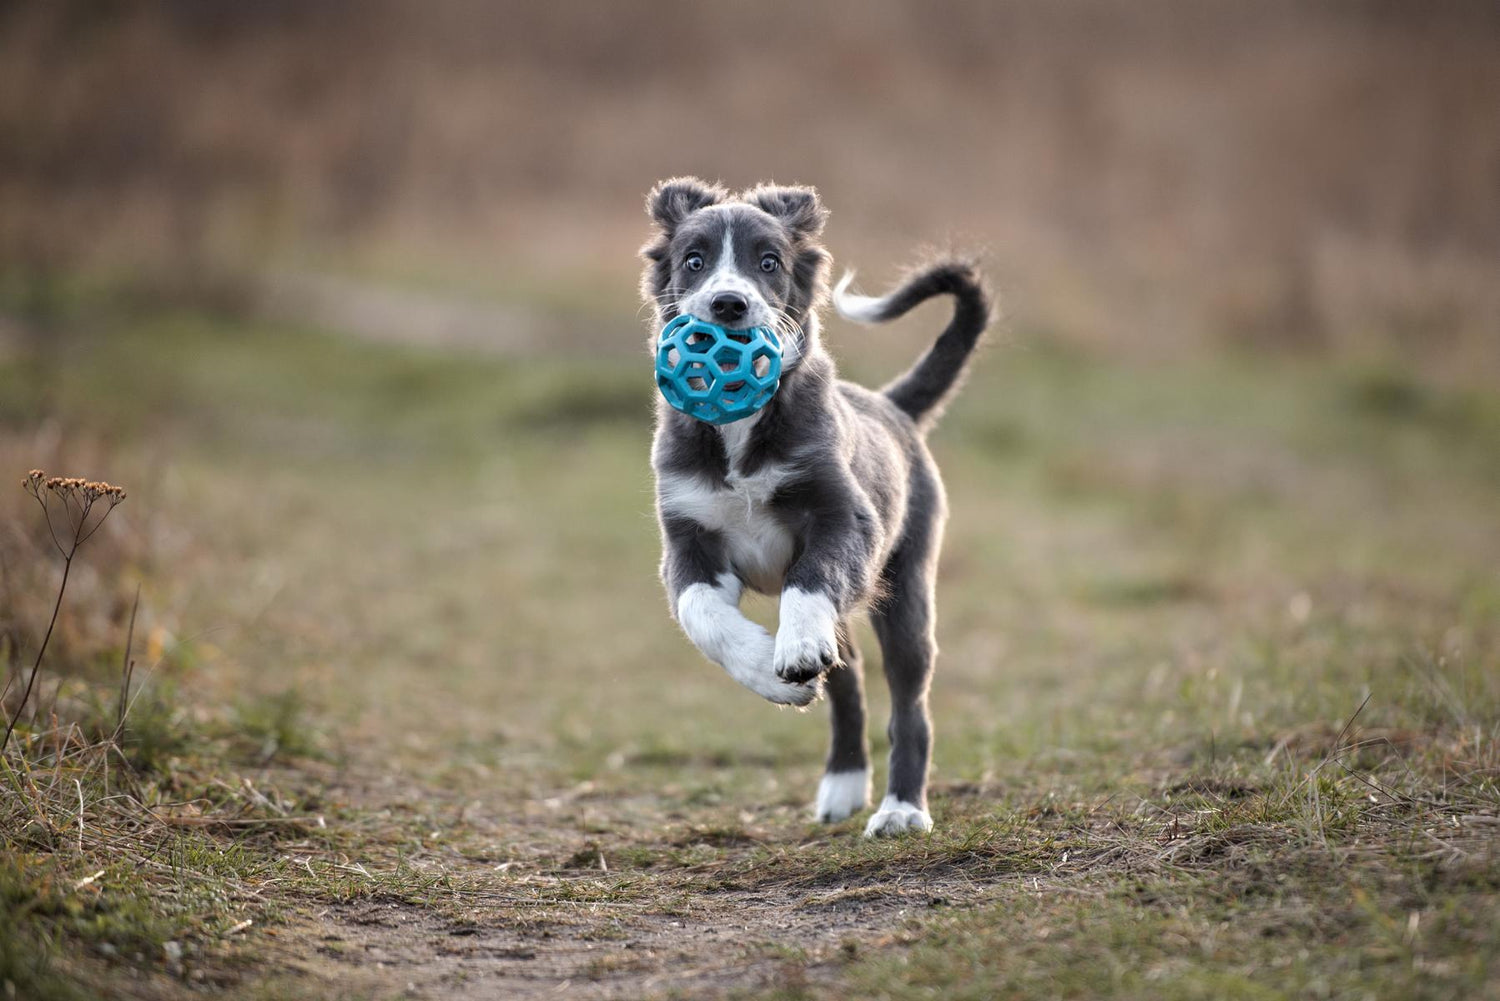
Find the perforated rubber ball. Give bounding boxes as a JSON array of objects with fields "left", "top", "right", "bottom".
[{"left": 654, "top": 315, "right": 783, "bottom": 425}]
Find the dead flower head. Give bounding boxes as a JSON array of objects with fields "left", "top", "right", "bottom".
[
  {"left": 3, "top": 471, "right": 130, "bottom": 753},
  {"left": 22, "top": 469, "right": 128, "bottom": 559}
]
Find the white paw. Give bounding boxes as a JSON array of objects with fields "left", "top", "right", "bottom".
[
  {"left": 814, "top": 769, "right": 871, "bottom": 823},
  {"left": 773, "top": 631, "right": 838, "bottom": 684},
  {"left": 726, "top": 630, "right": 821, "bottom": 707},
  {"left": 678, "top": 579, "right": 820, "bottom": 707},
  {"left": 774, "top": 589, "right": 839, "bottom": 684},
  {"left": 863, "top": 795, "right": 933, "bottom": 837},
  {"left": 759, "top": 671, "right": 823, "bottom": 707}
]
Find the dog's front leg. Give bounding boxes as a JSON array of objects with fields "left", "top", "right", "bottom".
[
  {"left": 774, "top": 496, "right": 878, "bottom": 685},
  {"left": 774, "top": 588, "right": 841, "bottom": 684},
  {"left": 663, "top": 517, "right": 820, "bottom": 707}
]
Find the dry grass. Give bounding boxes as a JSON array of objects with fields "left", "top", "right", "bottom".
[
  {"left": 0, "top": 283, "right": 1495, "bottom": 997},
  {"left": 0, "top": 457, "right": 303, "bottom": 998}
]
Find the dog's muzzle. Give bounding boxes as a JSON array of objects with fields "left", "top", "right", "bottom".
[{"left": 655, "top": 315, "right": 782, "bottom": 425}]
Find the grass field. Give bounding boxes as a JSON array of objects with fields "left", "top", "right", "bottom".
[{"left": 2, "top": 288, "right": 1498, "bottom": 999}]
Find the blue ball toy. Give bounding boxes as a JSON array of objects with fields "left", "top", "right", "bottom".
[{"left": 654, "top": 315, "right": 783, "bottom": 425}]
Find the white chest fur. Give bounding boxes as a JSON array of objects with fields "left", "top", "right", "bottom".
[{"left": 658, "top": 427, "right": 797, "bottom": 594}]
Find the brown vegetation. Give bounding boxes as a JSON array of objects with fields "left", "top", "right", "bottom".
[{"left": 2, "top": 1, "right": 1497, "bottom": 371}]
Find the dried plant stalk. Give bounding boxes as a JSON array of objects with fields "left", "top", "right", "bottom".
[{"left": 1, "top": 470, "right": 127, "bottom": 752}]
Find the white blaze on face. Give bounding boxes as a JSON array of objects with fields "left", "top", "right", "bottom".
[
  {"left": 708, "top": 225, "right": 739, "bottom": 287},
  {"left": 680, "top": 215, "right": 775, "bottom": 332}
]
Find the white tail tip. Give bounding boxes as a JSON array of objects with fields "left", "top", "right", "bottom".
[{"left": 832, "top": 270, "right": 889, "bottom": 325}]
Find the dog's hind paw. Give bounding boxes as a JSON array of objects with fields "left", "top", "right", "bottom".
[
  {"left": 863, "top": 796, "right": 933, "bottom": 837},
  {"left": 814, "top": 769, "right": 871, "bottom": 823}
]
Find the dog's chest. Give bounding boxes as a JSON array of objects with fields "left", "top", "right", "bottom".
[{"left": 658, "top": 461, "right": 796, "bottom": 594}]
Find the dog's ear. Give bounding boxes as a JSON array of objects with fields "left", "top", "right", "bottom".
[
  {"left": 646, "top": 177, "right": 728, "bottom": 230},
  {"left": 744, "top": 184, "right": 827, "bottom": 239},
  {"left": 641, "top": 177, "right": 725, "bottom": 307}
]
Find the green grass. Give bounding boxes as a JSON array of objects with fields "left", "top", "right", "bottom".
[{"left": 0, "top": 289, "right": 1496, "bottom": 998}]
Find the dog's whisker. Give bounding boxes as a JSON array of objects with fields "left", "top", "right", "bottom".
[
  {"left": 639, "top": 291, "right": 694, "bottom": 322},
  {"left": 772, "top": 310, "right": 808, "bottom": 359}
]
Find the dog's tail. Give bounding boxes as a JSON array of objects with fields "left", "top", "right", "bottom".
[{"left": 832, "top": 259, "right": 992, "bottom": 427}]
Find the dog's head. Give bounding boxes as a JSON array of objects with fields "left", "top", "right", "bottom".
[{"left": 640, "top": 177, "right": 831, "bottom": 365}]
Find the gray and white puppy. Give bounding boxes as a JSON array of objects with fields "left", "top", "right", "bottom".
[{"left": 640, "top": 177, "right": 990, "bottom": 836}]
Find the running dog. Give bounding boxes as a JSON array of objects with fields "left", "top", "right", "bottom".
[{"left": 640, "top": 177, "right": 991, "bottom": 836}]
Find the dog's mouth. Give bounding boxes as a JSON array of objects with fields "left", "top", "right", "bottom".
[{"left": 721, "top": 356, "right": 746, "bottom": 392}]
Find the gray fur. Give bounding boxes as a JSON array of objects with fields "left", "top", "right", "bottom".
[{"left": 640, "top": 177, "right": 991, "bottom": 835}]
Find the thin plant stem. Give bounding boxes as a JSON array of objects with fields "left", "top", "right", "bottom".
[
  {"left": 115, "top": 585, "right": 141, "bottom": 740},
  {"left": 2, "top": 554, "right": 72, "bottom": 753}
]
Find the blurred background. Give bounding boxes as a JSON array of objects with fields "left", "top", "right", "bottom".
[
  {"left": 2, "top": 6, "right": 1499, "bottom": 994},
  {"left": 2, "top": 0, "right": 1499, "bottom": 798},
  {"left": 3, "top": 0, "right": 1497, "bottom": 372}
]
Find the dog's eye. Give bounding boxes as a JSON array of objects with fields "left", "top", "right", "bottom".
[
  {"left": 760, "top": 254, "right": 781, "bottom": 273},
  {"left": 684, "top": 253, "right": 704, "bottom": 272}
]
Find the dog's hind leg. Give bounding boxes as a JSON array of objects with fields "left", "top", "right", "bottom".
[
  {"left": 865, "top": 502, "right": 943, "bottom": 837},
  {"left": 814, "top": 625, "right": 871, "bottom": 822}
]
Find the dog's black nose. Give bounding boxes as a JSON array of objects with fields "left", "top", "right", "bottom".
[{"left": 710, "top": 292, "right": 748, "bottom": 323}]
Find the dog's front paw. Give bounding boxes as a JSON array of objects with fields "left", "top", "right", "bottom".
[
  {"left": 863, "top": 796, "right": 933, "bottom": 837},
  {"left": 774, "top": 589, "right": 839, "bottom": 684},
  {"left": 773, "top": 631, "right": 838, "bottom": 684},
  {"left": 723, "top": 632, "right": 821, "bottom": 707},
  {"left": 764, "top": 675, "right": 822, "bottom": 708}
]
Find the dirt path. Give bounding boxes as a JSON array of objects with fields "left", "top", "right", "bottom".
[
  {"left": 254, "top": 762, "right": 1018, "bottom": 1000},
  {"left": 295, "top": 877, "right": 969, "bottom": 999}
]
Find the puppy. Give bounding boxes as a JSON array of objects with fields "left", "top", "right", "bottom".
[{"left": 640, "top": 177, "right": 990, "bottom": 836}]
